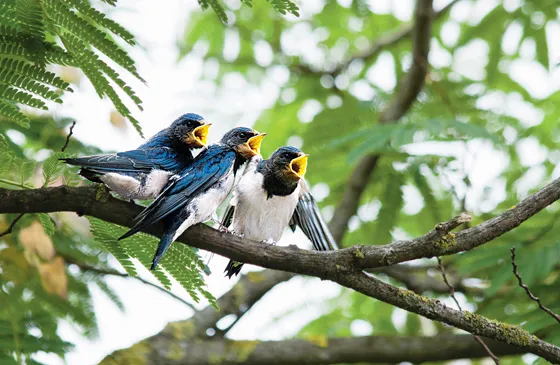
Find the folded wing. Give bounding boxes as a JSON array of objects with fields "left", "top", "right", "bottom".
[
  {"left": 63, "top": 147, "right": 182, "bottom": 174},
  {"left": 290, "top": 180, "right": 338, "bottom": 251},
  {"left": 120, "top": 146, "right": 236, "bottom": 239}
]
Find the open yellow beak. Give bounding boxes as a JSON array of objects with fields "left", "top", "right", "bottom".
[
  {"left": 246, "top": 132, "right": 266, "bottom": 156},
  {"left": 289, "top": 154, "right": 308, "bottom": 179},
  {"left": 191, "top": 123, "right": 211, "bottom": 147}
]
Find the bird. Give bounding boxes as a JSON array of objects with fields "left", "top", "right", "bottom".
[
  {"left": 222, "top": 146, "right": 338, "bottom": 278},
  {"left": 62, "top": 113, "right": 211, "bottom": 200},
  {"left": 118, "top": 126, "right": 267, "bottom": 270}
]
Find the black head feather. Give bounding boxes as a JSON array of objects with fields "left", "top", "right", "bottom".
[{"left": 258, "top": 146, "right": 306, "bottom": 198}]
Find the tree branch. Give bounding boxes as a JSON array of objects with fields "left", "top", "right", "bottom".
[
  {"left": 101, "top": 334, "right": 524, "bottom": 365},
  {"left": 338, "top": 272, "right": 560, "bottom": 362},
  {"left": 1, "top": 177, "right": 558, "bottom": 276},
  {"left": 2, "top": 177, "right": 560, "bottom": 360}
]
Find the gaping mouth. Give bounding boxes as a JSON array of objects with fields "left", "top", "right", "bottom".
[
  {"left": 191, "top": 123, "right": 211, "bottom": 147},
  {"left": 246, "top": 133, "right": 266, "bottom": 156},
  {"left": 289, "top": 154, "right": 308, "bottom": 179}
]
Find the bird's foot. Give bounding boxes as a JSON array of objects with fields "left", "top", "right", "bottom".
[
  {"left": 260, "top": 238, "right": 277, "bottom": 245},
  {"left": 209, "top": 218, "right": 230, "bottom": 233}
]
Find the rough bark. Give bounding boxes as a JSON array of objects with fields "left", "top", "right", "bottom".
[
  {"left": 2, "top": 177, "right": 560, "bottom": 361},
  {"left": 101, "top": 335, "right": 524, "bottom": 365}
]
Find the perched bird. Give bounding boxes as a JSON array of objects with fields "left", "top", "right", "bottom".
[
  {"left": 119, "top": 127, "right": 266, "bottom": 270},
  {"left": 222, "top": 146, "right": 338, "bottom": 278},
  {"left": 62, "top": 113, "right": 211, "bottom": 200}
]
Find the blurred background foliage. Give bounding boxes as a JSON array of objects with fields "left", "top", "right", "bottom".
[{"left": 1, "top": 0, "right": 560, "bottom": 364}]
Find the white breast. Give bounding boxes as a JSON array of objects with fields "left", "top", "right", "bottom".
[
  {"left": 172, "top": 166, "right": 235, "bottom": 242},
  {"left": 100, "top": 169, "right": 172, "bottom": 200},
  {"left": 229, "top": 171, "right": 299, "bottom": 242}
]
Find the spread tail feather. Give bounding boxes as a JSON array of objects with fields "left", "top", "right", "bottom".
[
  {"left": 224, "top": 260, "right": 243, "bottom": 279},
  {"left": 151, "top": 231, "right": 175, "bottom": 270}
]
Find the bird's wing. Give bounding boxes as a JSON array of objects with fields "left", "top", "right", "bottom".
[
  {"left": 220, "top": 155, "right": 259, "bottom": 229},
  {"left": 221, "top": 205, "right": 235, "bottom": 228},
  {"left": 290, "top": 180, "right": 339, "bottom": 251},
  {"left": 62, "top": 148, "right": 178, "bottom": 173},
  {"left": 120, "top": 146, "right": 236, "bottom": 239}
]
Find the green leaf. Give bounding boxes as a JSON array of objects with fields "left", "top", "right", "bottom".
[
  {"left": 374, "top": 171, "right": 404, "bottom": 244},
  {"left": 63, "top": 0, "right": 136, "bottom": 46},
  {"left": 88, "top": 217, "right": 137, "bottom": 277},
  {"left": 0, "top": 100, "right": 29, "bottom": 127},
  {"left": 37, "top": 213, "right": 55, "bottom": 236},
  {"left": 347, "top": 124, "right": 403, "bottom": 162},
  {"left": 42, "top": 151, "right": 71, "bottom": 187},
  {"left": 95, "top": 279, "right": 125, "bottom": 312}
]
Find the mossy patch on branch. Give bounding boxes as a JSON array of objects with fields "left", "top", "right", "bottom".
[{"left": 434, "top": 232, "right": 456, "bottom": 251}]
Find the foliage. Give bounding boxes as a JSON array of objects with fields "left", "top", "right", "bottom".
[
  {"left": 0, "top": 0, "right": 144, "bottom": 135},
  {"left": 180, "top": 0, "right": 559, "bottom": 363},
  {"left": 88, "top": 217, "right": 216, "bottom": 307},
  {"left": 0, "top": 118, "right": 128, "bottom": 362},
  {"left": 2, "top": 0, "right": 560, "bottom": 364}
]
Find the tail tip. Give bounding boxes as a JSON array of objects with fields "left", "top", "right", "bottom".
[{"left": 224, "top": 261, "right": 243, "bottom": 279}]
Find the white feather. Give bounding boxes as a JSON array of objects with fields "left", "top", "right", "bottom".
[
  {"left": 172, "top": 166, "right": 236, "bottom": 241},
  {"left": 100, "top": 170, "right": 172, "bottom": 200},
  {"left": 229, "top": 165, "right": 299, "bottom": 242}
]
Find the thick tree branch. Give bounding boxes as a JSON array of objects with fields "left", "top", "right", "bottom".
[
  {"left": 2, "top": 177, "right": 560, "bottom": 360},
  {"left": 101, "top": 334, "right": 523, "bottom": 365},
  {"left": 339, "top": 272, "right": 560, "bottom": 362},
  {"left": 1, "top": 177, "right": 558, "bottom": 276}
]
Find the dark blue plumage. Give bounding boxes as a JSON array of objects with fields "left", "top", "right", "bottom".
[
  {"left": 63, "top": 113, "right": 211, "bottom": 200},
  {"left": 119, "top": 127, "right": 266, "bottom": 270}
]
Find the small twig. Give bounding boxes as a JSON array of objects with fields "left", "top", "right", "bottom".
[
  {"left": 437, "top": 257, "right": 500, "bottom": 364},
  {"left": 0, "top": 213, "right": 25, "bottom": 238},
  {"left": 61, "top": 121, "right": 76, "bottom": 152},
  {"left": 1, "top": 121, "right": 75, "bottom": 239},
  {"left": 510, "top": 248, "right": 560, "bottom": 325},
  {"left": 68, "top": 259, "right": 197, "bottom": 311}
]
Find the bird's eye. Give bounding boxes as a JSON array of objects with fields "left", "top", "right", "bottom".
[
  {"left": 282, "top": 153, "right": 290, "bottom": 158},
  {"left": 239, "top": 132, "right": 247, "bottom": 138},
  {"left": 186, "top": 120, "right": 195, "bottom": 127}
]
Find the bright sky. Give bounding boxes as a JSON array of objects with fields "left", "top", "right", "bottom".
[{"left": 32, "top": 0, "right": 560, "bottom": 363}]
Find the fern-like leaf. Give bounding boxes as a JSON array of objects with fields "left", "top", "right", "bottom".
[
  {"left": 0, "top": 59, "right": 72, "bottom": 91},
  {"left": 62, "top": 34, "right": 143, "bottom": 136},
  {"left": 15, "top": 0, "right": 44, "bottom": 39},
  {"left": 0, "top": 70, "right": 62, "bottom": 103},
  {"left": 43, "top": 0, "right": 143, "bottom": 82},
  {"left": 88, "top": 217, "right": 216, "bottom": 306},
  {"left": 95, "top": 279, "right": 125, "bottom": 312},
  {"left": 0, "top": 83, "right": 47, "bottom": 109},
  {"left": 162, "top": 243, "right": 216, "bottom": 306},
  {"left": 266, "top": 0, "right": 299, "bottom": 16},
  {"left": 42, "top": 151, "right": 71, "bottom": 186},
  {"left": 0, "top": 99, "right": 29, "bottom": 127},
  {"left": 63, "top": 0, "right": 136, "bottom": 45},
  {"left": 117, "top": 231, "right": 173, "bottom": 290},
  {"left": 37, "top": 213, "right": 56, "bottom": 236},
  {"left": 88, "top": 217, "right": 138, "bottom": 277}
]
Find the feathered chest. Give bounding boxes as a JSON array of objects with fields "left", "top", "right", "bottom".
[{"left": 230, "top": 171, "right": 300, "bottom": 242}]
